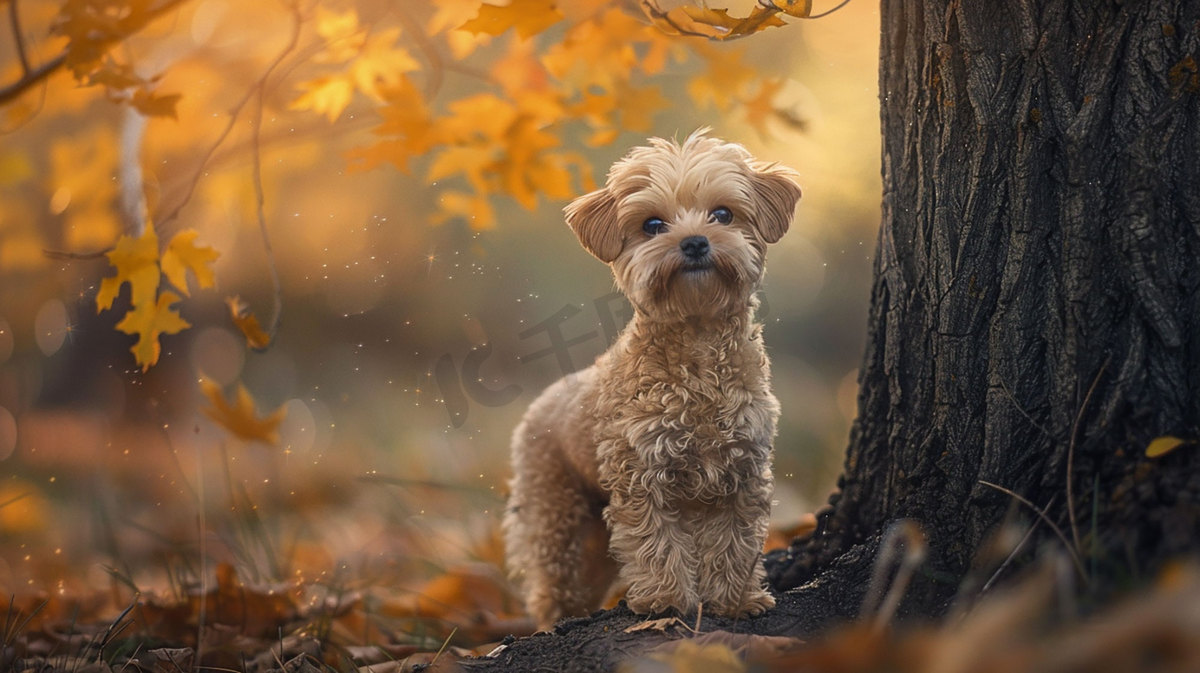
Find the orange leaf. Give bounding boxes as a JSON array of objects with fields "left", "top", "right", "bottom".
[
  {"left": 114, "top": 290, "right": 191, "bottom": 372},
  {"left": 226, "top": 296, "right": 272, "bottom": 350},
  {"left": 200, "top": 378, "right": 286, "bottom": 445},
  {"left": 459, "top": 0, "right": 564, "bottom": 39}
]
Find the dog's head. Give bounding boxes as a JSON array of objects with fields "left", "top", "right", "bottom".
[{"left": 564, "top": 130, "right": 801, "bottom": 322}]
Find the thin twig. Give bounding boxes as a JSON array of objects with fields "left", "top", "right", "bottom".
[
  {"left": 429, "top": 626, "right": 458, "bottom": 668},
  {"left": 247, "top": 1, "right": 302, "bottom": 349},
  {"left": 861, "top": 519, "right": 926, "bottom": 631},
  {"left": 154, "top": 1, "right": 302, "bottom": 232},
  {"left": 0, "top": 53, "right": 63, "bottom": 105},
  {"left": 979, "top": 495, "right": 1055, "bottom": 597},
  {"left": 996, "top": 379, "right": 1052, "bottom": 437},
  {"left": 806, "top": 0, "right": 855, "bottom": 20},
  {"left": 43, "top": 247, "right": 112, "bottom": 261},
  {"left": 1066, "top": 357, "right": 1109, "bottom": 554},
  {"left": 8, "top": 0, "right": 31, "bottom": 76},
  {"left": 394, "top": 3, "right": 445, "bottom": 98},
  {"left": 979, "top": 480, "right": 1088, "bottom": 583}
]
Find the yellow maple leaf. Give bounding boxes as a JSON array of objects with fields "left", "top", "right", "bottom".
[
  {"left": 741, "top": 78, "right": 786, "bottom": 138},
  {"left": 290, "top": 75, "right": 355, "bottom": 122},
  {"left": 541, "top": 9, "right": 640, "bottom": 92},
  {"left": 161, "top": 229, "right": 218, "bottom": 297},
  {"left": 350, "top": 28, "right": 420, "bottom": 101},
  {"left": 687, "top": 45, "right": 757, "bottom": 110},
  {"left": 115, "top": 290, "right": 191, "bottom": 372},
  {"left": 459, "top": 0, "right": 564, "bottom": 39},
  {"left": 615, "top": 82, "right": 669, "bottom": 132},
  {"left": 226, "top": 296, "right": 272, "bottom": 351},
  {"left": 428, "top": 145, "right": 498, "bottom": 194},
  {"left": 428, "top": 0, "right": 487, "bottom": 34},
  {"left": 200, "top": 378, "right": 286, "bottom": 445},
  {"left": 313, "top": 7, "right": 366, "bottom": 62},
  {"left": 347, "top": 78, "right": 440, "bottom": 173},
  {"left": 434, "top": 190, "right": 496, "bottom": 230},
  {"left": 96, "top": 228, "right": 160, "bottom": 312}
]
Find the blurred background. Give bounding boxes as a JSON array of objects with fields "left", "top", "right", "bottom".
[{"left": 0, "top": 0, "right": 880, "bottom": 618}]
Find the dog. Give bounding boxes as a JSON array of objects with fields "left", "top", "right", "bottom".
[{"left": 503, "top": 130, "right": 801, "bottom": 630}]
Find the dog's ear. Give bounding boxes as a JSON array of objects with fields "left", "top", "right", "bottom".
[
  {"left": 565, "top": 187, "right": 622, "bottom": 263},
  {"left": 750, "top": 163, "right": 802, "bottom": 244}
]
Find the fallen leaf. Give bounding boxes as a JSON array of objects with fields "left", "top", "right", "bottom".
[
  {"left": 624, "top": 616, "right": 689, "bottom": 633},
  {"left": 200, "top": 378, "right": 286, "bottom": 445},
  {"left": 1146, "top": 435, "right": 1192, "bottom": 458}
]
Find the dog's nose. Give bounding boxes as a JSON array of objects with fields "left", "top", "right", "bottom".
[{"left": 680, "top": 235, "right": 710, "bottom": 260}]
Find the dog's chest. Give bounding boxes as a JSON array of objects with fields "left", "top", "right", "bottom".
[{"left": 600, "top": 336, "right": 771, "bottom": 461}]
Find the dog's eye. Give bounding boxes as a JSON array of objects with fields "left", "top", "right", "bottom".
[
  {"left": 709, "top": 207, "right": 733, "bottom": 224},
  {"left": 642, "top": 217, "right": 667, "bottom": 235}
]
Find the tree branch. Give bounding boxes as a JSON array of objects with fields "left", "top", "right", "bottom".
[
  {"left": 0, "top": 0, "right": 193, "bottom": 106},
  {"left": 8, "top": 0, "right": 32, "bottom": 76}
]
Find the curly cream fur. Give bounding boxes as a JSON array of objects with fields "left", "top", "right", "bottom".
[{"left": 503, "top": 131, "right": 801, "bottom": 629}]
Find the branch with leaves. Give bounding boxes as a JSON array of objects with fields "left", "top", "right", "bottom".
[{"left": 3, "top": 0, "right": 826, "bottom": 374}]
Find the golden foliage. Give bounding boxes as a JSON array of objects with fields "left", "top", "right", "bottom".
[
  {"left": 4, "top": 0, "right": 803, "bottom": 370},
  {"left": 96, "top": 227, "right": 218, "bottom": 371}
]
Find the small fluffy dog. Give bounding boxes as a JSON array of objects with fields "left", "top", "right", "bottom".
[{"left": 503, "top": 131, "right": 801, "bottom": 629}]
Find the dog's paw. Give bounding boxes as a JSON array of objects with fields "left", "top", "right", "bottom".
[{"left": 737, "top": 589, "right": 776, "bottom": 617}]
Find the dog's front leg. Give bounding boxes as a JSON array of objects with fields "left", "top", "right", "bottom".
[
  {"left": 692, "top": 480, "right": 775, "bottom": 616},
  {"left": 603, "top": 481, "right": 700, "bottom": 615}
]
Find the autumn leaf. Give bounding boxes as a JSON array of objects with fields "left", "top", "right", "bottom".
[
  {"left": 687, "top": 45, "right": 758, "bottom": 110},
  {"left": 226, "top": 296, "right": 272, "bottom": 350},
  {"left": 200, "top": 378, "right": 286, "bottom": 445},
  {"left": 289, "top": 75, "right": 355, "bottom": 122},
  {"left": 351, "top": 28, "right": 420, "bottom": 101},
  {"left": 96, "top": 228, "right": 160, "bottom": 312},
  {"left": 1146, "top": 436, "right": 1193, "bottom": 458},
  {"left": 459, "top": 0, "right": 564, "bottom": 39},
  {"left": 434, "top": 190, "right": 497, "bottom": 230},
  {"left": 741, "top": 78, "right": 786, "bottom": 138},
  {"left": 161, "top": 229, "right": 218, "bottom": 296},
  {"left": 115, "top": 290, "right": 190, "bottom": 372},
  {"left": 645, "top": 638, "right": 746, "bottom": 673}
]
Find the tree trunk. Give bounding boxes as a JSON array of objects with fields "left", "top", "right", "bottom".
[{"left": 768, "top": 0, "right": 1200, "bottom": 612}]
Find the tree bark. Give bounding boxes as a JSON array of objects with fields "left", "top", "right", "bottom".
[{"left": 769, "top": 0, "right": 1200, "bottom": 612}]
